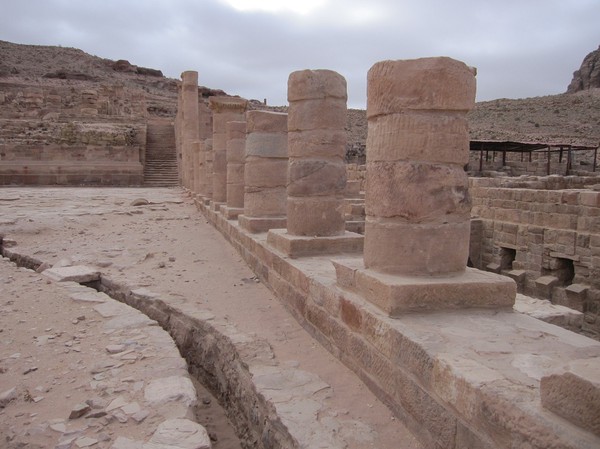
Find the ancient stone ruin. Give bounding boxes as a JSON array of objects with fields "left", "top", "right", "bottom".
[
  {"left": 173, "top": 58, "right": 600, "bottom": 449},
  {"left": 2, "top": 39, "right": 600, "bottom": 448}
]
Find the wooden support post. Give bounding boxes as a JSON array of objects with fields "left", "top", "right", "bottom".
[
  {"left": 547, "top": 146, "right": 551, "bottom": 175},
  {"left": 566, "top": 145, "right": 572, "bottom": 175},
  {"left": 479, "top": 144, "right": 484, "bottom": 172}
]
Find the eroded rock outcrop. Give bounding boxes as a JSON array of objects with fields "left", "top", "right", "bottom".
[{"left": 567, "top": 45, "right": 600, "bottom": 93}]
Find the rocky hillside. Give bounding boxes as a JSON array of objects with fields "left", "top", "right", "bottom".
[
  {"left": 567, "top": 45, "right": 600, "bottom": 93},
  {"left": 1, "top": 40, "right": 598, "bottom": 154},
  {"left": 0, "top": 40, "right": 227, "bottom": 118}
]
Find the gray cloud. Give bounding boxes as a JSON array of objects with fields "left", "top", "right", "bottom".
[{"left": 1, "top": 0, "right": 598, "bottom": 107}]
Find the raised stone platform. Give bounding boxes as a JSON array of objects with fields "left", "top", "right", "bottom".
[
  {"left": 238, "top": 215, "right": 287, "bottom": 234},
  {"left": 333, "top": 258, "right": 516, "bottom": 316},
  {"left": 267, "top": 228, "right": 364, "bottom": 258}
]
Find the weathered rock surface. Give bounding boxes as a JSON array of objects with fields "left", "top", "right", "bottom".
[{"left": 567, "top": 45, "right": 600, "bottom": 93}]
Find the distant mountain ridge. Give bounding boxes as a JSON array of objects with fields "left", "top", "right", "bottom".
[{"left": 1, "top": 40, "right": 599, "bottom": 149}]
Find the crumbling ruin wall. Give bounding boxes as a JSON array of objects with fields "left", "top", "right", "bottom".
[
  {"left": 0, "top": 82, "right": 146, "bottom": 185},
  {"left": 470, "top": 176, "right": 600, "bottom": 336}
]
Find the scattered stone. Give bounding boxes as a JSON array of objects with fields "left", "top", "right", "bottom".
[
  {"left": 148, "top": 418, "right": 211, "bottom": 449},
  {"left": 106, "top": 344, "right": 126, "bottom": 354},
  {"left": 75, "top": 436, "right": 98, "bottom": 447},
  {"left": 121, "top": 402, "right": 141, "bottom": 415},
  {"left": 50, "top": 422, "right": 67, "bottom": 433},
  {"left": 130, "top": 198, "right": 149, "bottom": 206},
  {"left": 144, "top": 376, "right": 197, "bottom": 407},
  {"left": 106, "top": 396, "right": 128, "bottom": 412},
  {"left": 69, "top": 403, "right": 91, "bottom": 419},
  {"left": 23, "top": 366, "right": 38, "bottom": 375},
  {"left": 35, "top": 261, "right": 52, "bottom": 273},
  {"left": 43, "top": 265, "right": 100, "bottom": 283},
  {"left": 112, "top": 409, "right": 128, "bottom": 423},
  {"left": 2, "top": 238, "right": 17, "bottom": 247},
  {"left": 0, "top": 386, "right": 17, "bottom": 407},
  {"left": 131, "top": 409, "right": 149, "bottom": 423}
]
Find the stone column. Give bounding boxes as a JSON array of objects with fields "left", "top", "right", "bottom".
[
  {"left": 175, "top": 83, "right": 183, "bottom": 184},
  {"left": 365, "top": 57, "right": 474, "bottom": 276},
  {"left": 181, "top": 71, "right": 199, "bottom": 190},
  {"left": 197, "top": 100, "right": 213, "bottom": 200},
  {"left": 239, "top": 110, "right": 288, "bottom": 233},
  {"left": 267, "top": 70, "right": 363, "bottom": 257},
  {"left": 208, "top": 96, "right": 247, "bottom": 208},
  {"left": 333, "top": 57, "right": 515, "bottom": 315},
  {"left": 286, "top": 69, "right": 347, "bottom": 236},
  {"left": 192, "top": 140, "right": 201, "bottom": 195},
  {"left": 221, "top": 120, "right": 247, "bottom": 219},
  {"left": 203, "top": 138, "right": 213, "bottom": 201}
]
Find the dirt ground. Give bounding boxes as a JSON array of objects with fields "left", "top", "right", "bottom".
[{"left": 0, "top": 187, "right": 423, "bottom": 449}]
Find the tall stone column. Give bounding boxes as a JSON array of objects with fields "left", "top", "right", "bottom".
[
  {"left": 197, "top": 100, "right": 213, "bottom": 200},
  {"left": 239, "top": 110, "right": 288, "bottom": 233},
  {"left": 202, "top": 138, "right": 213, "bottom": 201},
  {"left": 334, "top": 57, "right": 515, "bottom": 315},
  {"left": 222, "top": 120, "right": 247, "bottom": 219},
  {"left": 192, "top": 140, "right": 201, "bottom": 195},
  {"left": 208, "top": 96, "right": 247, "bottom": 208},
  {"left": 286, "top": 69, "right": 347, "bottom": 236},
  {"left": 365, "top": 58, "right": 474, "bottom": 275},
  {"left": 181, "top": 71, "right": 199, "bottom": 191},
  {"left": 267, "top": 70, "right": 363, "bottom": 257}
]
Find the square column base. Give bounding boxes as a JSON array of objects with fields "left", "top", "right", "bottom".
[
  {"left": 198, "top": 195, "right": 211, "bottom": 206},
  {"left": 220, "top": 206, "right": 244, "bottom": 220},
  {"left": 210, "top": 201, "right": 225, "bottom": 212},
  {"left": 333, "top": 258, "right": 516, "bottom": 317},
  {"left": 239, "top": 215, "right": 287, "bottom": 234},
  {"left": 267, "top": 228, "right": 363, "bottom": 258}
]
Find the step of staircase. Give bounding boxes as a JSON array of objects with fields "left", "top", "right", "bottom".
[{"left": 144, "top": 122, "right": 179, "bottom": 187}]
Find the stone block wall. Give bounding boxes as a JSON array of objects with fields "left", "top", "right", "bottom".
[
  {"left": 470, "top": 176, "right": 600, "bottom": 336},
  {"left": 345, "top": 163, "right": 366, "bottom": 190},
  {"left": 0, "top": 81, "right": 146, "bottom": 185}
]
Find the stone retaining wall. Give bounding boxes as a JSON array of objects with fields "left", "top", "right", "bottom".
[
  {"left": 470, "top": 176, "right": 600, "bottom": 336},
  {"left": 0, "top": 81, "right": 146, "bottom": 185}
]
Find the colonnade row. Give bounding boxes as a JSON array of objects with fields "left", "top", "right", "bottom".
[{"left": 174, "top": 58, "right": 516, "bottom": 314}]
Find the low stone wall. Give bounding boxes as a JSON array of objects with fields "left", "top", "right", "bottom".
[
  {"left": 197, "top": 201, "right": 600, "bottom": 449},
  {"left": 469, "top": 176, "right": 600, "bottom": 336}
]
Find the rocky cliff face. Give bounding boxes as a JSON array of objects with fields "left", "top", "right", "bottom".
[{"left": 567, "top": 45, "right": 600, "bottom": 93}]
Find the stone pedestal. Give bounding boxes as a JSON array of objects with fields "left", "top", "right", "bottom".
[
  {"left": 181, "top": 71, "right": 199, "bottom": 190},
  {"left": 335, "top": 57, "right": 515, "bottom": 313},
  {"left": 267, "top": 69, "right": 363, "bottom": 256},
  {"left": 239, "top": 110, "right": 288, "bottom": 233},
  {"left": 222, "top": 120, "right": 246, "bottom": 219},
  {"left": 209, "top": 97, "right": 247, "bottom": 204}
]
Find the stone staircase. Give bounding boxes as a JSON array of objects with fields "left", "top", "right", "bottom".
[{"left": 144, "top": 121, "right": 179, "bottom": 187}]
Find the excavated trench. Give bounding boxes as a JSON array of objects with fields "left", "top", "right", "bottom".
[{"left": 0, "top": 242, "right": 298, "bottom": 449}]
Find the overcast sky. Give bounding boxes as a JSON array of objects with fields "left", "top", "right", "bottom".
[{"left": 1, "top": 0, "right": 599, "bottom": 108}]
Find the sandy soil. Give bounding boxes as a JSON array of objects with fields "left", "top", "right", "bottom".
[{"left": 0, "top": 187, "right": 423, "bottom": 449}]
